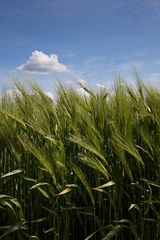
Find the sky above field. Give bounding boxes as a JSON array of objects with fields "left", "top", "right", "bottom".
[{"left": 1, "top": 0, "right": 160, "bottom": 93}]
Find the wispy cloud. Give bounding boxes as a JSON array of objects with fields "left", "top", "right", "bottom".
[
  {"left": 83, "top": 57, "right": 143, "bottom": 74},
  {"left": 84, "top": 56, "right": 106, "bottom": 66},
  {"left": 133, "top": 50, "right": 146, "bottom": 58},
  {"left": 142, "top": 0, "right": 160, "bottom": 19},
  {"left": 72, "top": 56, "right": 115, "bottom": 80},
  {"left": 146, "top": 0, "right": 160, "bottom": 9},
  {"left": 70, "top": 55, "right": 144, "bottom": 86},
  {"left": 96, "top": 83, "right": 107, "bottom": 89},
  {"left": 65, "top": 53, "right": 75, "bottom": 58},
  {"left": 114, "top": 61, "right": 144, "bottom": 72},
  {"left": 17, "top": 50, "right": 68, "bottom": 73},
  {"left": 145, "top": 72, "right": 160, "bottom": 84}
]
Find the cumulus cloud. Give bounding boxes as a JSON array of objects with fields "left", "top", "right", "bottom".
[{"left": 17, "top": 50, "right": 68, "bottom": 73}]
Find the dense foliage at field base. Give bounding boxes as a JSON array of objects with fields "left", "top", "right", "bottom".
[{"left": 0, "top": 77, "right": 160, "bottom": 240}]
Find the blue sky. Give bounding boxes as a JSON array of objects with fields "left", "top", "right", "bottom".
[{"left": 1, "top": 0, "right": 160, "bottom": 93}]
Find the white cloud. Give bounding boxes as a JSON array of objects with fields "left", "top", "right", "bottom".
[
  {"left": 5, "top": 89, "right": 22, "bottom": 99},
  {"left": 4, "top": 89, "right": 55, "bottom": 102},
  {"left": 77, "top": 79, "right": 87, "bottom": 85},
  {"left": 76, "top": 87, "right": 89, "bottom": 98},
  {"left": 96, "top": 83, "right": 107, "bottom": 89},
  {"left": 17, "top": 50, "right": 68, "bottom": 73},
  {"left": 44, "top": 91, "right": 54, "bottom": 101}
]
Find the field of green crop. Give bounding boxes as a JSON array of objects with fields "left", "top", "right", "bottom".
[{"left": 0, "top": 76, "right": 160, "bottom": 240}]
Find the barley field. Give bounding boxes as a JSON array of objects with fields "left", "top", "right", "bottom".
[{"left": 0, "top": 77, "right": 160, "bottom": 240}]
